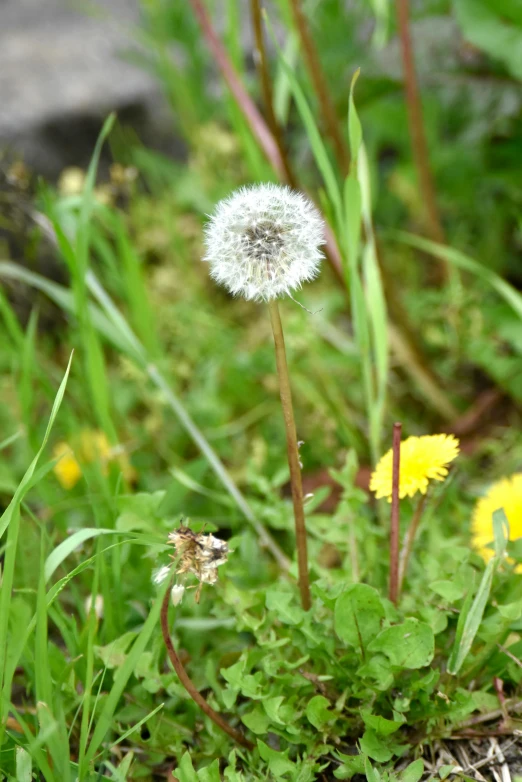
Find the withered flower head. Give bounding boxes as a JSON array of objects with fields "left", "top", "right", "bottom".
[{"left": 154, "top": 522, "right": 230, "bottom": 603}]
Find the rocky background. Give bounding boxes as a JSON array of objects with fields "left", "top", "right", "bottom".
[{"left": 0, "top": 0, "right": 177, "bottom": 178}]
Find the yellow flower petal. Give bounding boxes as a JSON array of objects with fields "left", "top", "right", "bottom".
[
  {"left": 370, "top": 433, "right": 460, "bottom": 502},
  {"left": 53, "top": 442, "right": 82, "bottom": 490},
  {"left": 471, "top": 474, "right": 522, "bottom": 565}
]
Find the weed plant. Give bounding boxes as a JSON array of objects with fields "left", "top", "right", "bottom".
[{"left": 1, "top": 1, "right": 522, "bottom": 780}]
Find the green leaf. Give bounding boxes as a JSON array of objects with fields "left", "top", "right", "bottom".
[
  {"left": 429, "top": 580, "right": 465, "bottom": 602},
  {"left": 493, "top": 507, "right": 509, "bottom": 557},
  {"left": 395, "top": 232, "right": 522, "bottom": 322},
  {"left": 348, "top": 69, "right": 362, "bottom": 164},
  {"left": 334, "top": 584, "right": 385, "bottom": 654},
  {"left": 257, "top": 740, "right": 295, "bottom": 777},
  {"left": 364, "top": 756, "right": 381, "bottom": 782},
  {"left": 265, "top": 590, "right": 303, "bottom": 625},
  {"left": 241, "top": 706, "right": 269, "bottom": 734},
  {"left": 94, "top": 632, "right": 137, "bottom": 669},
  {"left": 368, "top": 619, "right": 434, "bottom": 669},
  {"left": 439, "top": 766, "right": 459, "bottom": 780},
  {"left": 175, "top": 752, "right": 198, "bottom": 782},
  {"left": 454, "top": 0, "right": 522, "bottom": 80},
  {"left": 333, "top": 753, "right": 365, "bottom": 780},
  {"left": 400, "top": 759, "right": 424, "bottom": 782},
  {"left": 305, "top": 695, "right": 332, "bottom": 729},
  {"left": 447, "top": 558, "right": 497, "bottom": 675},
  {"left": 361, "top": 710, "right": 403, "bottom": 736},
  {"left": 45, "top": 528, "right": 118, "bottom": 582},
  {"left": 360, "top": 729, "right": 393, "bottom": 762},
  {"left": 198, "top": 759, "right": 221, "bottom": 782},
  {"left": 16, "top": 747, "right": 32, "bottom": 782}
]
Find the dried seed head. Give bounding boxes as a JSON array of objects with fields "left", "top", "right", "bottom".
[{"left": 203, "top": 184, "right": 324, "bottom": 301}]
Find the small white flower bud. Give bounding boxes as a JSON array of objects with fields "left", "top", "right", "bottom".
[
  {"left": 170, "top": 584, "right": 185, "bottom": 606},
  {"left": 85, "top": 594, "right": 104, "bottom": 620},
  {"left": 204, "top": 184, "right": 324, "bottom": 301}
]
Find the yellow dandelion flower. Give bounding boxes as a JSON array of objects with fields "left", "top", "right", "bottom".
[
  {"left": 471, "top": 474, "right": 522, "bottom": 564},
  {"left": 53, "top": 442, "right": 82, "bottom": 489},
  {"left": 370, "top": 433, "right": 460, "bottom": 501},
  {"left": 78, "top": 430, "right": 112, "bottom": 465},
  {"left": 53, "top": 429, "right": 136, "bottom": 489}
]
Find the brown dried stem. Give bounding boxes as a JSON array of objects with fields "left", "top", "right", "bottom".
[
  {"left": 395, "top": 0, "right": 446, "bottom": 252},
  {"left": 268, "top": 299, "right": 311, "bottom": 610},
  {"left": 389, "top": 422, "right": 402, "bottom": 605},
  {"left": 398, "top": 492, "right": 427, "bottom": 597},
  {"left": 250, "top": 0, "right": 297, "bottom": 188},
  {"left": 160, "top": 582, "right": 254, "bottom": 749},
  {"left": 288, "top": 0, "right": 349, "bottom": 174}
]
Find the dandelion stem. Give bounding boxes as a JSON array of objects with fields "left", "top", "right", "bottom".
[
  {"left": 160, "top": 582, "right": 253, "bottom": 750},
  {"left": 268, "top": 300, "right": 311, "bottom": 611},
  {"left": 389, "top": 422, "right": 402, "bottom": 605},
  {"left": 398, "top": 493, "right": 427, "bottom": 596}
]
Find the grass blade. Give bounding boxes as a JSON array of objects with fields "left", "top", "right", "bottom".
[{"left": 0, "top": 354, "right": 73, "bottom": 735}]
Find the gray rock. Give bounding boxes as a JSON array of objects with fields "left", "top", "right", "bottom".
[{"left": 0, "top": 0, "right": 178, "bottom": 177}]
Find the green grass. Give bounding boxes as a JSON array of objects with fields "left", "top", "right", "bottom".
[{"left": 1, "top": 0, "right": 522, "bottom": 779}]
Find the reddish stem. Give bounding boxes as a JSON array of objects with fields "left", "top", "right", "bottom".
[
  {"left": 395, "top": 0, "right": 446, "bottom": 250},
  {"left": 389, "top": 422, "right": 402, "bottom": 605},
  {"left": 288, "top": 0, "right": 349, "bottom": 174},
  {"left": 189, "top": 0, "right": 285, "bottom": 180},
  {"left": 160, "top": 583, "right": 253, "bottom": 749},
  {"left": 250, "top": 0, "right": 297, "bottom": 188}
]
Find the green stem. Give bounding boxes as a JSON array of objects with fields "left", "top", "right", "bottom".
[
  {"left": 389, "top": 422, "right": 401, "bottom": 605},
  {"left": 398, "top": 493, "right": 427, "bottom": 596},
  {"left": 268, "top": 300, "right": 311, "bottom": 610}
]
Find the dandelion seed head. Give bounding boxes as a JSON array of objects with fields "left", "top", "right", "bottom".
[
  {"left": 203, "top": 184, "right": 324, "bottom": 301},
  {"left": 471, "top": 474, "right": 522, "bottom": 565},
  {"left": 370, "top": 433, "right": 460, "bottom": 502}
]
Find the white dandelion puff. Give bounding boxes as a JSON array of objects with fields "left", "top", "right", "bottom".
[{"left": 203, "top": 183, "right": 325, "bottom": 301}]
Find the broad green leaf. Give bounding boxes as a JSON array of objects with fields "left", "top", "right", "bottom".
[
  {"left": 305, "top": 695, "right": 332, "bottom": 729},
  {"left": 198, "top": 759, "right": 221, "bottom": 782},
  {"left": 361, "top": 710, "right": 403, "bottom": 736},
  {"left": 175, "top": 752, "right": 198, "bottom": 782},
  {"left": 334, "top": 584, "right": 385, "bottom": 654},
  {"left": 16, "top": 747, "right": 32, "bottom": 782},
  {"left": 359, "top": 729, "right": 393, "bottom": 762},
  {"left": 400, "top": 759, "right": 424, "bottom": 782},
  {"left": 257, "top": 740, "right": 295, "bottom": 777},
  {"left": 454, "top": 0, "right": 522, "bottom": 80},
  {"left": 241, "top": 706, "right": 269, "bottom": 734},
  {"left": 333, "top": 753, "right": 365, "bottom": 780},
  {"left": 429, "top": 580, "right": 466, "bottom": 602},
  {"left": 368, "top": 619, "right": 434, "bottom": 669}
]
